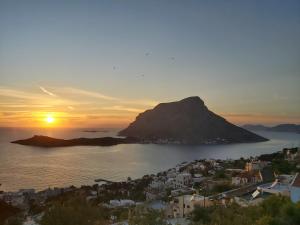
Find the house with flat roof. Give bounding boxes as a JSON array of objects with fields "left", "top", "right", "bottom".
[
  {"left": 169, "top": 194, "right": 213, "bottom": 218},
  {"left": 253, "top": 173, "right": 300, "bottom": 203},
  {"left": 231, "top": 171, "right": 261, "bottom": 186}
]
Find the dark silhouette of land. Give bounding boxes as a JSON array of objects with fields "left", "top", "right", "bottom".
[
  {"left": 243, "top": 124, "right": 300, "bottom": 134},
  {"left": 82, "top": 130, "right": 109, "bottom": 133},
  {"left": 0, "top": 200, "right": 21, "bottom": 224},
  {"left": 119, "top": 96, "right": 268, "bottom": 144},
  {"left": 12, "top": 97, "right": 269, "bottom": 147},
  {"left": 12, "top": 135, "right": 138, "bottom": 147}
]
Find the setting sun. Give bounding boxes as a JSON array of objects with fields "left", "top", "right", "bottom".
[{"left": 45, "top": 115, "right": 55, "bottom": 124}]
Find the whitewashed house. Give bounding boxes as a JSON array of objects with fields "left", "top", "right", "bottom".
[
  {"left": 232, "top": 176, "right": 248, "bottom": 186},
  {"left": 109, "top": 199, "right": 135, "bottom": 207},
  {"left": 170, "top": 194, "right": 213, "bottom": 218},
  {"left": 149, "top": 178, "right": 166, "bottom": 190},
  {"left": 174, "top": 173, "right": 192, "bottom": 189}
]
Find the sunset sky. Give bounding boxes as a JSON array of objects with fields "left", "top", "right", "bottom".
[{"left": 0, "top": 0, "right": 299, "bottom": 128}]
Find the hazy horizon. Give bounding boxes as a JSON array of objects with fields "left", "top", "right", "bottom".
[{"left": 1, "top": 0, "right": 299, "bottom": 128}]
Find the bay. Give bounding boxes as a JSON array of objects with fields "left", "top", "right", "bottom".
[{"left": 0, "top": 127, "right": 299, "bottom": 191}]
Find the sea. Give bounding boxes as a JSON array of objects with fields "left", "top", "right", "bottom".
[{"left": 0, "top": 127, "right": 299, "bottom": 192}]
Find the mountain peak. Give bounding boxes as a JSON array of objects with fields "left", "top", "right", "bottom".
[
  {"left": 179, "top": 96, "right": 204, "bottom": 103},
  {"left": 154, "top": 96, "right": 206, "bottom": 112}
]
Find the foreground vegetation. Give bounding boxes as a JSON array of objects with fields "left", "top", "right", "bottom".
[
  {"left": 0, "top": 200, "right": 21, "bottom": 225},
  {"left": 40, "top": 198, "right": 109, "bottom": 225},
  {"left": 28, "top": 195, "right": 300, "bottom": 225},
  {"left": 191, "top": 196, "right": 300, "bottom": 225}
]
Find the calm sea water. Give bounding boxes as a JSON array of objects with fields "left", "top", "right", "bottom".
[{"left": 0, "top": 127, "right": 299, "bottom": 192}]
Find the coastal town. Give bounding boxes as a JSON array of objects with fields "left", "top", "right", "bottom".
[
  {"left": 1, "top": 147, "right": 300, "bottom": 225},
  {"left": 1, "top": 0, "right": 299, "bottom": 224}
]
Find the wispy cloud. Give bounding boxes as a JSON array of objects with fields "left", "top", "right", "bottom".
[
  {"left": 0, "top": 87, "right": 43, "bottom": 100},
  {"left": 0, "top": 86, "right": 81, "bottom": 107},
  {"left": 102, "top": 105, "right": 143, "bottom": 113},
  {"left": 59, "top": 87, "right": 119, "bottom": 101},
  {"left": 57, "top": 86, "right": 158, "bottom": 107},
  {"left": 0, "top": 85, "right": 159, "bottom": 127},
  {"left": 122, "top": 99, "right": 158, "bottom": 107},
  {"left": 39, "top": 86, "right": 57, "bottom": 97},
  {"left": 0, "top": 103, "right": 51, "bottom": 108}
]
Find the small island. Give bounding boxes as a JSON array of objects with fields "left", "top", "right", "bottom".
[
  {"left": 82, "top": 130, "right": 109, "bottom": 133},
  {"left": 11, "top": 135, "right": 139, "bottom": 147}
]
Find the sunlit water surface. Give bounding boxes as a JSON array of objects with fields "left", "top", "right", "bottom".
[{"left": 0, "top": 127, "right": 299, "bottom": 191}]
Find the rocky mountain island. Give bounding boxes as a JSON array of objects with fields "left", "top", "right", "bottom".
[{"left": 119, "top": 96, "right": 268, "bottom": 144}]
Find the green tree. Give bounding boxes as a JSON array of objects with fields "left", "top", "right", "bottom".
[
  {"left": 5, "top": 217, "right": 23, "bottom": 225},
  {"left": 0, "top": 200, "right": 22, "bottom": 225},
  {"left": 190, "top": 195, "right": 300, "bottom": 225},
  {"left": 40, "top": 197, "right": 108, "bottom": 225},
  {"left": 128, "top": 206, "right": 168, "bottom": 225},
  {"left": 191, "top": 206, "right": 212, "bottom": 224}
]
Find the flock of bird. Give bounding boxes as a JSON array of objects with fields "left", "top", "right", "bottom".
[{"left": 112, "top": 52, "right": 176, "bottom": 78}]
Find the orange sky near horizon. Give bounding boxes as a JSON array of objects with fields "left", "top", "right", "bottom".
[
  {"left": 1, "top": 111, "right": 299, "bottom": 129},
  {"left": 0, "top": 85, "right": 299, "bottom": 128}
]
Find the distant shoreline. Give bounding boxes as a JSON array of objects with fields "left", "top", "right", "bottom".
[
  {"left": 11, "top": 134, "right": 269, "bottom": 148},
  {"left": 82, "top": 130, "right": 110, "bottom": 133}
]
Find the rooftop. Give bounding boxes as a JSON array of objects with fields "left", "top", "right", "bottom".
[
  {"left": 259, "top": 182, "right": 290, "bottom": 192},
  {"left": 291, "top": 173, "right": 300, "bottom": 187}
]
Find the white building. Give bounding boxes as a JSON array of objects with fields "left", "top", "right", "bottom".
[
  {"left": 193, "top": 174, "right": 204, "bottom": 183},
  {"left": 166, "top": 169, "right": 177, "bottom": 179},
  {"left": 253, "top": 173, "right": 300, "bottom": 203},
  {"left": 284, "top": 148, "right": 299, "bottom": 161},
  {"left": 257, "top": 182, "right": 290, "bottom": 197},
  {"left": 232, "top": 176, "right": 248, "bottom": 186},
  {"left": 146, "top": 177, "right": 168, "bottom": 200},
  {"left": 169, "top": 194, "right": 213, "bottom": 218},
  {"left": 109, "top": 199, "right": 135, "bottom": 207},
  {"left": 231, "top": 171, "right": 261, "bottom": 186},
  {"left": 192, "top": 162, "right": 206, "bottom": 170},
  {"left": 149, "top": 178, "right": 166, "bottom": 190},
  {"left": 277, "top": 174, "right": 295, "bottom": 184},
  {"left": 165, "top": 178, "right": 176, "bottom": 188},
  {"left": 174, "top": 173, "right": 192, "bottom": 189}
]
